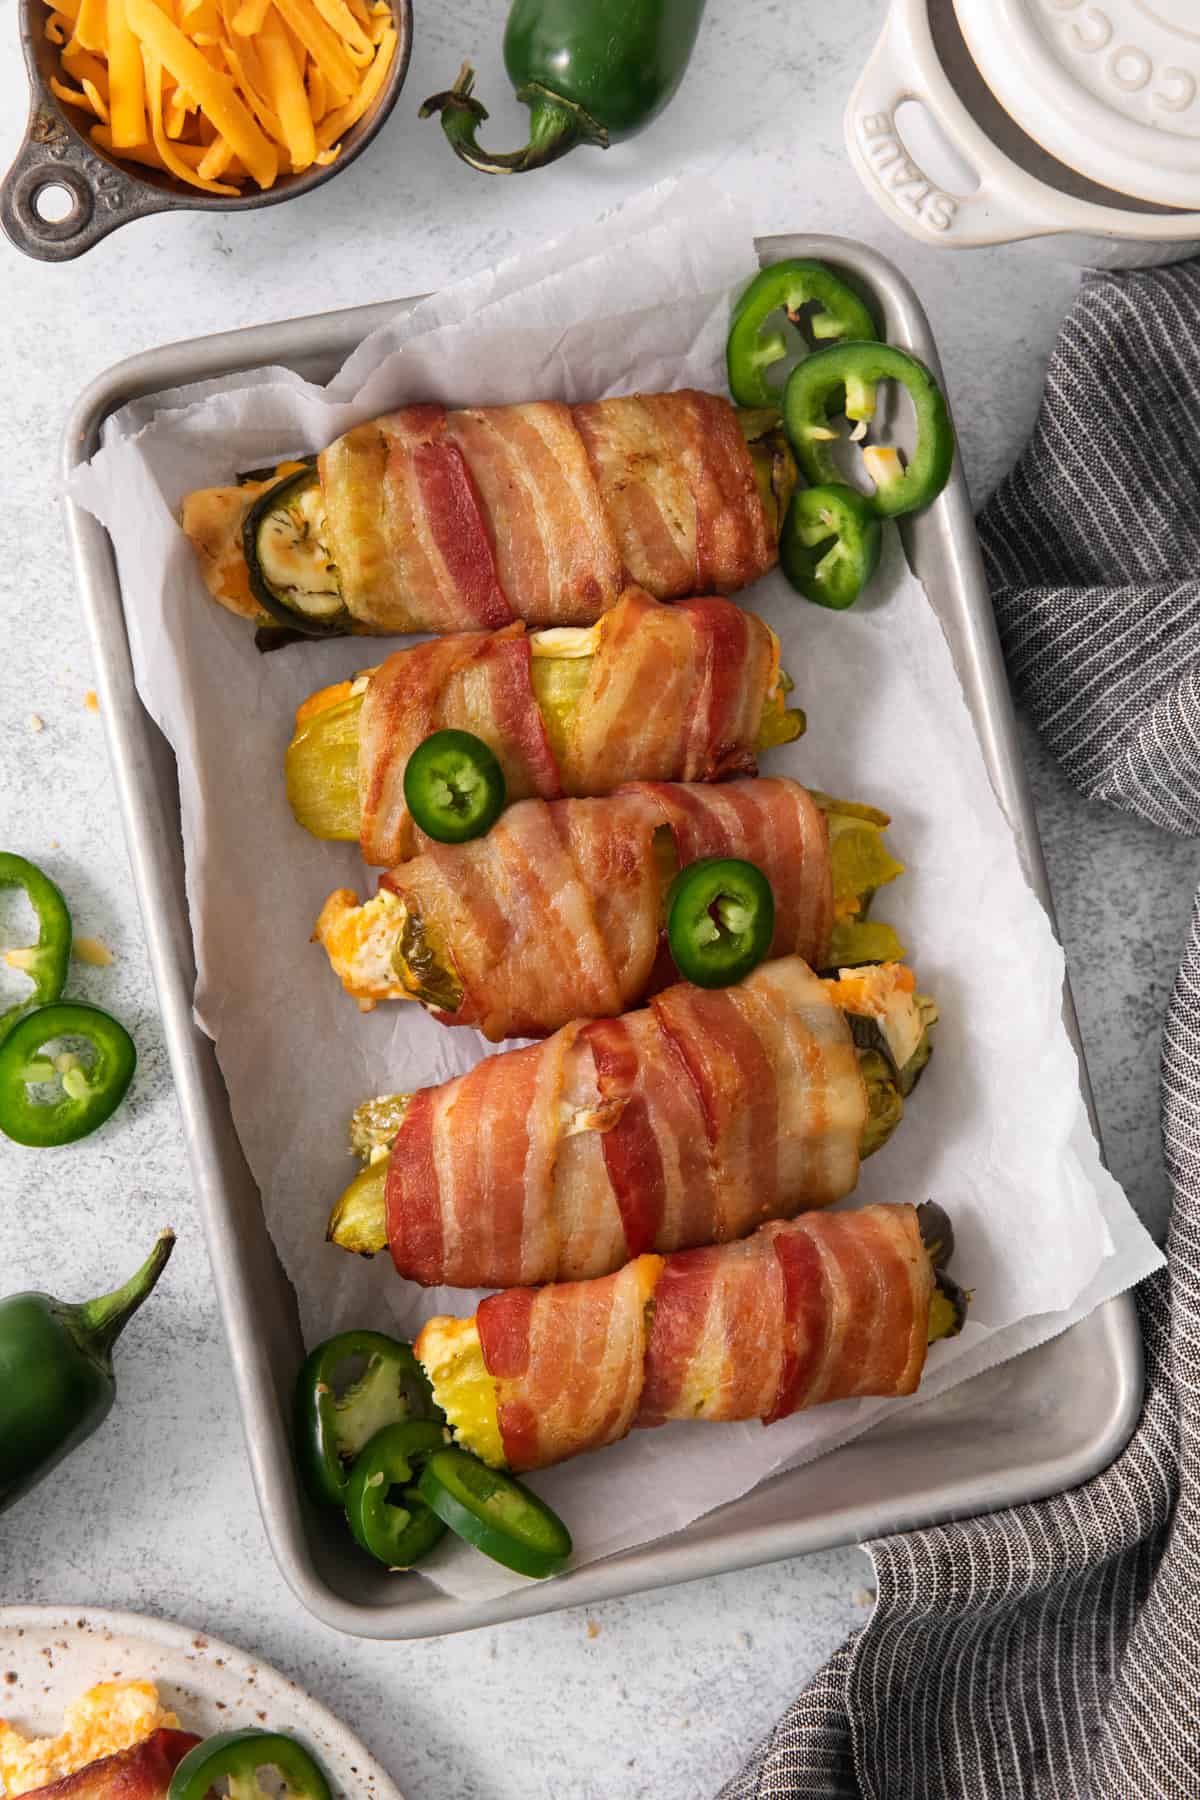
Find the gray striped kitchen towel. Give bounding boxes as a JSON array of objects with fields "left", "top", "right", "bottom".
[{"left": 721, "top": 259, "right": 1200, "bottom": 1800}]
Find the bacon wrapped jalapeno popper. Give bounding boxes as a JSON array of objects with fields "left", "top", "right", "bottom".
[
  {"left": 8, "top": 1732, "right": 200, "bottom": 1800},
  {"left": 287, "top": 586, "right": 804, "bottom": 866},
  {"left": 0, "top": 1681, "right": 198, "bottom": 1800},
  {"left": 414, "top": 1203, "right": 965, "bottom": 1473},
  {"left": 329, "top": 958, "right": 936, "bottom": 1288},
  {"left": 316, "top": 779, "right": 904, "bottom": 1040},
  {"left": 182, "top": 394, "right": 794, "bottom": 640}
]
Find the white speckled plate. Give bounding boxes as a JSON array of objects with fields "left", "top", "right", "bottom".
[{"left": 0, "top": 1608, "right": 404, "bottom": 1798}]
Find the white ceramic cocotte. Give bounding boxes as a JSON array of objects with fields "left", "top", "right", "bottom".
[{"left": 847, "top": 0, "right": 1200, "bottom": 265}]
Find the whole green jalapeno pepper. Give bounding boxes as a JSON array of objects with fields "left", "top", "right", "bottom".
[
  {"left": 0, "top": 1231, "right": 174, "bottom": 1515},
  {"left": 421, "top": 0, "right": 708, "bottom": 175}
]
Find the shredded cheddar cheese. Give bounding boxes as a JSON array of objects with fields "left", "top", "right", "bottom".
[
  {"left": 74, "top": 934, "right": 115, "bottom": 967},
  {"left": 42, "top": 0, "right": 397, "bottom": 193}
]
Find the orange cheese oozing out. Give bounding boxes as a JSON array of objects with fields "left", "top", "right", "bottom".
[{"left": 0, "top": 1681, "right": 178, "bottom": 1795}]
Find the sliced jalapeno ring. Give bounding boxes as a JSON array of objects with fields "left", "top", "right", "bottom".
[
  {"left": 295, "top": 1329, "right": 442, "bottom": 1510},
  {"left": 168, "top": 1727, "right": 333, "bottom": 1800},
  {"left": 783, "top": 341, "right": 956, "bottom": 520},
  {"left": 343, "top": 1420, "right": 449, "bottom": 1569},
  {"left": 666, "top": 857, "right": 775, "bottom": 990},
  {"left": 0, "top": 1001, "right": 136, "bottom": 1147},
  {"left": 727, "top": 259, "right": 878, "bottom": 409},
  {"left": 780, "top": 483, "right": 882, "bottom": 610},
  {"left": 403, "top": 729, "right": 507, "bottom": 844},
  {"left": 0, "top": 854, "right": 72, "bottom": 1045},
  {"left": 242, "top": 466, "right": 349, "bottom": 637},
  {"left": 417, "top": 1445, "right": 572, "bottom": 1579}
]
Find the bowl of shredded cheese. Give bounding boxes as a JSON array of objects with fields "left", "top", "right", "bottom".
[{"left": 1, "top": 0, "right": 412, "bottom": 260}]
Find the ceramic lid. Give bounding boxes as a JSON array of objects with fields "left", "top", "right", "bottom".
[{"left": 953, "top": 0, "right": 1200, "bottom": 209}]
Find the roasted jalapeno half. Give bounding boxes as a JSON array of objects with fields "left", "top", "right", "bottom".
[
  {"left": 242, "top": 465, "right": 348, "bottom": 637},
  {"left": 666, "top": 857, "right": 775, "bottom": 989}
]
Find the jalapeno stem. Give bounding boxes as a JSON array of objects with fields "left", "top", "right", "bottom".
[
  {"left": 74, "top": 1231, "right": 176, "bottom": 1361},
  {"left": 420, "top": 62, "right": 605, "bottom": 175}
]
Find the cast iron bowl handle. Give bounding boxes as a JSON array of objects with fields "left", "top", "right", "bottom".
[{"left": 1, "top": 100, "right": 170, "bottom": 262}]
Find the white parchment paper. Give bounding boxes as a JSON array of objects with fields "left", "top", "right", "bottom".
[{"left": 70, "top": 180, "right": 1163, "bottom": 1599}]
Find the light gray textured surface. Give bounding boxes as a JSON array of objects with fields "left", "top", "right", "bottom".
[{"left": 0, "top": 4, "right": 1191, "bottom": 1796}]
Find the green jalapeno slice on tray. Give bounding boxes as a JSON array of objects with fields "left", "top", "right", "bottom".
[
  {"left": 780, "top": 483, "right": 883, "bottom": 610},
  {"left": 0, "top": 853, "right": 72, "bottom": 1045},
  {"left": 666, "top": 857, "right": 775, "bottom": 989},
  {"left": 403, "top": 729, "right": 507, "bottom": 844},
  {"left": 295, "top": 1329, "right": 442, "bottom": 1509},
  {"left": 344, "top": 1420, "right": 450, "bottom": 1569},
  {"left": 168, "top": 1728, "right": 333, "bottom": 1800},
  {"left": 417, "top": 1445, "right": 573, "bottom": 1579},
  {"left": 783, "top": 342, "right": 956, "bottom": 519},
  {"left": 0, "top": 1001, "right": 136, "bottom": 1147},
  {"left": 727, "top": 260, "right": 878, "bottom": 410}
]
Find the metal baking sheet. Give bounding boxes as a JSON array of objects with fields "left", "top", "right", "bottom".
[{"left": 61, "top": 233, "right": 1142, "bottom": 1640}]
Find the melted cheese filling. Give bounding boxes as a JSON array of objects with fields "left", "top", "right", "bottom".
[
  {"left": 417, "top": 1319, "right": 505, "bottom": 1469},
  {"left": 829, "top": 963, "right": 924, "bottom": 1070},
  {"left": 418, "top": 1258, "right": 663, "bottom": 1468},
  {"left": 529, "top": 625, "right": 599, "bottom": 658},
  {"left": 0, "top": 1682, "right": 177, "bottom": 1795},
  {"left": 318, "top": 887, "right": 411, "bottom": 1004}
]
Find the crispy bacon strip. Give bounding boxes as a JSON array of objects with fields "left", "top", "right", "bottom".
[
  {"left": 479, "top": 1254, "right": 660, "bottom": 1470},
  {"left": 557, "top": 590, "right": 774, "bottom": 793},
  {"left": 573, "top": 390, "right": 775, "bottom": 597},
  {"left": 446, "top": 404, "right": 625, "bottom": 626},
  {"left": 632, "top": 778, "right": 832, "bottom": 965},
  {"left": 464, "top": 1205, "right": 933, "bottom": 1471},
  {"left": 358, "top": 624, "right": 561, "bottom": 867},
  {"left": 19, "top": 1730, "right": 201, "bottom": 1799},
  {"left": 377, "top": 778, "right": 832, "bottom": 1040},
  {"left": 321, "top": 410, "right": 513, "bottom": 634},
  {"left": 356, "top": 587, "right": 782, "bottom": 861},
  {"left": 386, "top": 957, "right": 866, "bottom": 1288},
  {"left": 183, "top": 391, "right": 776, "bottom": 633}
]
